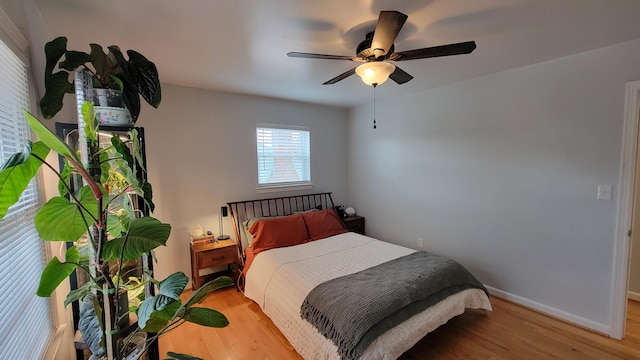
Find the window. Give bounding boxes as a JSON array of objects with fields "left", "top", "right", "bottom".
[
  {"left": 0, "top": 37, "right": 54, "bottom": 358},
  {"left": 256, "top": 125, "right": 311, "bottom": 188}
]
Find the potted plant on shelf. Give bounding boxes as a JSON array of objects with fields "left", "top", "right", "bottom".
[
  {"left": 40, "top": 36, "right": 161, "bottom": 124},
  {"left": 0, "top": 104, "right": 232, "bottom": 360},
  {"left": 0, "top": 38, "right": 230, "bottom": 360}
]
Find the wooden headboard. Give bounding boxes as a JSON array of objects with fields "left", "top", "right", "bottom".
[{"left": 227, "top": 192, "right": 336, "bottom": 262}]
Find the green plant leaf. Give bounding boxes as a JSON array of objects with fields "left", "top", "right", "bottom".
[
  {"left": 129, "top": 128, "right": 146, "bottom": 172},
  {"left": 82, "top": 101, "right": 98, "bottom": 141},
  {"left": 107, "top": 46, "right": 129, "bottom": 78},
  {"left": 35, "top": 186, "right": 99, "bottom": 241},
  {"left": 111, "top": 134, "right": 135, "bottom": 172},
  {"left": 75, "top": 241, "right": 90, "bottom": 266},
  {"left": 137, "top": 272, "right": 187, "bottom": 330},
  {"left": 122, "top": 194, "right": 136, "bottom": 219},
  {"left": 43, "top": 37, "right": 67, "bottom": 85},
  {"left": 59, "top": 50, "right": 91, "bottom": 71},
  {"left": 0, "top": 141, "right": 50, "bottom": 219},
  {"left": 122, "top": 77, "right": 142, "bottom": 122},
  {"left": 183, "top": 307, "right": 229, "bottom": 328},
  {"left": 0, "top": 141, "right": 35, "bottom": 170},
  {"left": 165, "top": 352, "right": 203, "bottom": 360},
  {"left": 40, "top": 71, "right": 74, "bottom": 119},
  {"left": 99, "top": 151, "right": 110, "bottom": 185},
  {"left": 37, "top": 246, "right": 80, "bottom": 297},
  {"left": 79, "top": 294, "right": 106, "bottom": 357},
  {"left": 107, "top": 46, "right": 142, "bottom": 122},
  {"left": 40, "top": 37, "right": 73, "bottom": 119},
  {"left": 102, "top": 217, "right": 171, "bottom": 261},
  {"left": 114, "top": 156, "right": 138, "bottom": 188},
  {"left": 107, "top": 212, "right": 129, "bottom": 238},
  {"left": 157, "top": 272, "right": 188, "bottom": 304},
  {"left": 139, "top": 300, "right": 181, "bottom": 332},
  {"left": 89, "top": 43, "right": 108, "bottom": 79},
  {"left": 64, "top": 281, "right": 94, "bottom": 308},
  {"left": 109, "top": 75, "right": 124, "bottom": 91},
  {"left": 183, "top": 276, "right": 233, "bottom": 308},
  {"left": 57, "top": 158, "right": 72, "bottom": 197},
  {"left": 127, "top": 49, "right": 162, "bottom": 108},
  {"left": 40, "top": 37, "right": 74, "bottom": 119},
  {"left": 23, "top": 110, "right": 80, "bottom": 163},
  {"left": 141, "top": 182, "right": 155, "bottom": 212}
]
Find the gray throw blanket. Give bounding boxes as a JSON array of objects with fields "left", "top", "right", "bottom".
[{"left": 300, "top": 251, "right": 488, "bottom": 360}]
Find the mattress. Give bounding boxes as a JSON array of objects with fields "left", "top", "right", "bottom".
[{"left": 244, "top": 232, "right": 492, "bottom": 359}]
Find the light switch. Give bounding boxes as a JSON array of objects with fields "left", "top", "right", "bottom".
[{"left": 597, "top": 185, "right": 612, "bottom": 200}]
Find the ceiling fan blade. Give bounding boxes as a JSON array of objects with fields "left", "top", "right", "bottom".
[
  {"left": 371, "top": 11, "right": 408, "bottom": 58},
  {"left": 288, "top": 52, "right": 356, "bottom": 61},
  {"left": 322, "top": 67, "right": 357, "bottom": 85},
  {"left": 389, "top": 66, "right": 413, "bottom": 84},
  {"left": 390, "top": 41, "right": 476, "bottom": 61}
]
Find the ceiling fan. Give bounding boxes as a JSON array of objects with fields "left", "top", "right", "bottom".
[{"left": 287, "top": 10, "right": 477, "bottom": 87}]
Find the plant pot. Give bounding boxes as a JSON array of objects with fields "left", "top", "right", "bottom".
[
  {"left": 87, "top": 332, "right": 146, "bottom": 360},
  {"left": 91, "top": 88, "right": 125, "bottom": 107},
  {"left": 91, "top": 88, "right": 133, "bottom": 126},
  {"left": 122, "top": 332, "right": 146, "bottom": 360},
  {"left": 95, "top": 106, "right": 133, "bottom": 126}
]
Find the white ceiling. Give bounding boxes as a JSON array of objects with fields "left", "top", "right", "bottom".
[{"left": 32, "top": 0, "right": 640, "bottom": 108}]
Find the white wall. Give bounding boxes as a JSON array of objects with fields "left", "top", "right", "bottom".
[
  {"left": 136, "top": 84, "right": 349, "bottom": 281},
  {"left": 348, "top": 38, "right": 640, "bottom": 330}
]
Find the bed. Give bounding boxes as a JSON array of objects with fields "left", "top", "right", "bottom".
[{"left": 228, "top": 192, "right": 491, "bottom": 360}]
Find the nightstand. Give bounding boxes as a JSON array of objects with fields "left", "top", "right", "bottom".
[
  {"left": 342, "top": 215, "right": 365, "bottom": 235},
  {"left": 190, "top": 238, "right": 239, "bottom": 290}
]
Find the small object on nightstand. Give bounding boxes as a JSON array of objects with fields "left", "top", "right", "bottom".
[
  {"left": 191, "top": 234, "right": 217, "bottom": 245},
  {"left": 192, "top": 224, "right": 204, "bottom": 237},
  {"left": 342, "top": 215, "right": 365, "bottom": 235}
]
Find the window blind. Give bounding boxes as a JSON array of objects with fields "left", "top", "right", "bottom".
[
  {"left": 0, "top": 37, "right": 54, "bottom": 359},
  {"left": 256, "top": 126, "right": 311, "bottom": 186}
]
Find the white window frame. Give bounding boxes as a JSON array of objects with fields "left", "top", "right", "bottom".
[{"left": 256, "top": 124, "right": 312, "bottom": 192}]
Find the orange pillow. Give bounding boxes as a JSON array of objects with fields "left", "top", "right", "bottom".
[
  {"left": 301, "top": 208, "right": 348, "bottom": 241},
  {"left": 248, "top": 213, "right": 310, "bottom": 255}
]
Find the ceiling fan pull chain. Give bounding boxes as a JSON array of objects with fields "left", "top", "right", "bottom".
[{"left": 373, "top": 84, "right": 377, "bottom": 129}]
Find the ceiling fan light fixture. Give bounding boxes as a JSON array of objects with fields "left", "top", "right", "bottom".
[{"left": 356, "top": 62, "right": 396, "bottom": 86}]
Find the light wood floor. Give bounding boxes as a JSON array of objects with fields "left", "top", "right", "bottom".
[{"left": 159, "top": 287, "right": 640, "bottom": 359}]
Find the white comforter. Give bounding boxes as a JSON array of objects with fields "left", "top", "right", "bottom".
[{"left": 244, "top": 232, "right": 492, "bottom": 360}]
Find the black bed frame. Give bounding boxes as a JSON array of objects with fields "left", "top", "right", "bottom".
[{"left": 227, "top": 192, "right": 336, "bottom": 264}]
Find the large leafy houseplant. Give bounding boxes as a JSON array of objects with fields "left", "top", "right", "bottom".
[
  {"left": 0, "top": 39, "right": 230, "bottom": 359},
  {"left": 0, "top": 106, "right": 232, "bottom": 359},
  {"left": 40, "top": 36, "right": 161, "bottom": 123}
]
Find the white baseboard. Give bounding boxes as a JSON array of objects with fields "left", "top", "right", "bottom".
[
  {"left": 485, "top": 285, "right": 610, "bottom": 335},
  {"left": 628, "top": 291, "right": 640, "bottom": 302}
]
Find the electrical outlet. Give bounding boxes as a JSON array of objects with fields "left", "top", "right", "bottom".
[
  {"left": 417, "top": 237, "right": 424, "bottom": 248},
  {"left": 597, "top": 185, "right": 612, "bottom": 200}
]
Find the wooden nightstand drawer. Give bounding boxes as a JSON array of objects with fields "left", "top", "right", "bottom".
[
  {"left": 198, "top": 246, "right": 236, "bottom": 268},
  {"left": 190, "top": 239, "right": 239, "bottom": 290}
]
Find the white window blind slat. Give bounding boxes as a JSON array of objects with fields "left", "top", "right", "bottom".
[
  {"left": 256, "top": 126, "right": 311, "bottom": 186},
  {"left": 0, "top": 36, "right": 53, "bottom": 360}
]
